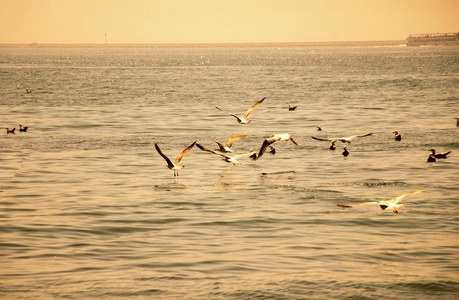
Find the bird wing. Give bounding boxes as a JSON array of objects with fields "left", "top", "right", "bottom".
[
  {"left": 155, "top": 144, "right": 175, "bottom": 168},
  {"left": 387, "top": 186, "right": 427, "bottom": 204},
  {"left": 336, "top": 201, "right": 382, "bottom": 208},
  {"left": 356, "top": 132, "right": 373, "bottom": 138},
  {"left": 242, "top": 97, "right": 265, "bottom": 119},
  {"left": 311, "top": 136, "right": 336, "bottom": 142},
  {"left": 210, "top": 138, "right": 226, "bottom": 150},
  {"left": 215, "top": 106, "right": 241, "bottom": 120},
  {"left": 174, "top": 141, "right": 196, "bottom": 165},
  {"left": 256, "top": 137, "right": 280, "bottom": 160},
  {"left": 234, "top": 148, "right": 261, "bottom": 158},
  {"left": 225, "top": 135, "right": 248, "bottom": 147},
  {"left": 290, "top": 137, "right": 300, "bottom": 146},
  {"left": 196, "top": 143, "right": 230, "bottom": 159}
]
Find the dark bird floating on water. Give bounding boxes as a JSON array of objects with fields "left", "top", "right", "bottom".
[
  {"left": 456, "top": 117, "right": 459, "bottom": 127},
  {"left": 288, "top": 105, "right": 297, "bottom": 111},
  {"left": 196, "top": 143, "right": 258, "bottom": 165},
  {"left": 429, "top": 149, "right": 451, "bottom": 159},
  {"left": 26, "top": 89, "right": 32, "bottom": 93},
  {"left": 393, "top": 131, "right": 401, "bottom": 141},
  {"left": 311, "top": 132, "right": 372, "bottom": 143},
  {"left": 19, "top": 124, "right": 28, "bottom": 132},
  {"left": 5, "top": 128, "right": 15, "bottom": 134},
  {"left": 215, "top": 97, "right": 265, "bottom": 124},
  {"left": 329, "top": 141, "right": 336, "bottom": 150},
  {"left": 211, "top": 135, "right": 247, "bottom": 153},
  {"left": 155, "top": 141, "right": 196, "bottom": 176},
  {"left": 337, "top": 186, "right": 427, "bottom": 213},
  {"left": 255, "top": 133, "right": 299, "bottom": 160},
  {"left": 342, "top": 146, "right": 349, "bottom": 157},
  {"left": 316, "top": 126, "right": 322, "bottom": 131}
]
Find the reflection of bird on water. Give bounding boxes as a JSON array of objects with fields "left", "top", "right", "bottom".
[
  {"left": 311, "top": 132, "right": 372, "bottom": 143},
  {"left": 211, "top": 135, "right": 247, "bottom": 153},
  {"left": 342, "top": 146, "right": 349, "bottom": 157},
  {"left": 215, "top": 97, "right": 265, "bottom": 124},
  {"left": 337, "top": 186, "right": 427, "bottom": 213},
  {"left": 429, "top": 149, "right": 451, "bottom": 159},
  {"left": 155, "top": 141, "right": 196, "bottom": 176},
  {"left": 5, "top": 128, "right": 15, "bottom": 134},
  {"left": 255, "top": 133, "right": 299, "bottom": 160},
  {"left": 393, "top": 131, "right": 401, "bottom": 141},
  {"left": 196, "top": 143, "right": 259, "bottom": 165}
]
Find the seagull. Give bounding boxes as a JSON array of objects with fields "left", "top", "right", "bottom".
[
  {"left": 288, "top": 105, "right": 297, "bottom": 111},
  {"left": 26, "top": 89, "right": 32, "bottom": 93},
  {"left": 19, "top": 124, "right": 28, "bottom": 132},
  {"left": 429, "top": 149, "right": 451, "bottom": 159},
  {"left": 393, "top": 131, "right": 401, "bottom": 141},
  {"left": 316, "top": 126, "right": 322, "bottom": 131},
  {"left": 255, "top": 133, "right": 299, "bottom": 160},
  {"left": 342, "top": 146, "right": 349, "bottom": 157},
  {"left": 311, "top": 132, "right": 372, "bottom": 143},
  {"left": 155, "top": 141, "right": 196, "bottom": 176},
  {"left": 337, "top": 186, "right": 427, "bottom": 213},
  {"left": 211, "top": 135, "right": 247, "bottom": 153},
  {"left": 196, "top": 143, "right": 258, "bottom": 165},
  {"left": 329, "top": 141, "right": 336, "bottom": 150},
  {"left": 215, "top": 97, "right": 265, "bottom": 124},
  {"left": 456, "top": 117, "right": 459, "bottom": 127},
  {"left": 5, "top": 128, "right": 15, "bottom": 134}
]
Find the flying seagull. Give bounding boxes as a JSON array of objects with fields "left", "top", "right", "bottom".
[
  {"left": 196, "top": 143, "right": 258, "bottom": 165},
  {"left": 215, "top": 97, "right": 266, "bottom": 124},
  {"left": 255, "top": 133, "right": 299, "bottom": 160},
  {"left": 211, "top": 135, "right": 247, "bottom": 153},
  {"left": 311, "top": 132, "right": 372, "bottom": 143},
  {"left": 429, "top": 149, "right": 451, "bottom": 159},
  {"left": 155, "top": 141, "right": 196, "bottom": 176},
  {"left": 337, "top": 186, "right": 427, "bottom": 213}
]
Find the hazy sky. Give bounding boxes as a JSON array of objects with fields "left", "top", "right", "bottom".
[{"left": 1, "top": 0, "right": 458, "bottom": 44}]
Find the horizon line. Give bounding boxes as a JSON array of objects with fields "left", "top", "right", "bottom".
[{"left": 0, "top": 40, "right": 407, "bottom": 48}]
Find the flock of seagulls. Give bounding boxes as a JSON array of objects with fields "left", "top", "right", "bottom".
[{"left": 153, "top": 98, "right": 455, "bottom": 213}]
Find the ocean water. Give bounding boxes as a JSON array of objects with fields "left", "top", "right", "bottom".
[{"left": 0, "top": 46, "right": 458, "bottom": 299}]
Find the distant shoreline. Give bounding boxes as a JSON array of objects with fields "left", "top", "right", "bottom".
[{"left": 0, "top": 40, "right": 406, "bottom": 48}]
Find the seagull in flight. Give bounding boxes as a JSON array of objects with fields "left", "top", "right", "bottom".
[
  {"left": 311, "top": 132, "right": 372, "bottom": 143},
  {"left": 337, "top": 186, "right": 427, "bottom": 213},
  {"left": 255, "top": 133, "right": 299, "bottom": 160},
  {"left": 196, "top": 143, "right": 259, "bottom": 165},
  {"left": 155, "top": 141, "right": 196, "bottom": 176},
  {"left": 215, "top": 97, "right": 265, "bottom": 124},
  {"left": 211, "top": 135, "right": 247, "bottom": 153}
]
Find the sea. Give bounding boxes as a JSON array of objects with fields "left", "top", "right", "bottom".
[{"left": 0, "top": 45, "right": 458, "bottom": 299}]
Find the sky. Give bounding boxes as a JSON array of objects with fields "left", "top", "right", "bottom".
[{"left": 1, "top": 0, "right": 458, "bottom": 44}]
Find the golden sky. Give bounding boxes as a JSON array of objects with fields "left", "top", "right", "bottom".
[{"left": 1, "top": 0, "right": 458, "bottom": 44}]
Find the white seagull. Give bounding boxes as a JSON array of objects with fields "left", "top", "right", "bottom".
[
  {"left": 196, "top": 143, "right": 258, "bottom": 165},
  {"left": 311, "top": 132, "right": 372, "bottom": 143},
  {"left": 215, "top": 97, "right": 266, "bottom": 124},
  {"left": 211, "top": 135, "right": 247, "bottom": 153},
  {"left": 337, "top": 186, "right": 427, "bottom": 213},
  {"left": 155, "top": 141, "right": 196, "bottom": 176},
  {"left": 255, "top": 133, "right": 299, "bottom": 160}
]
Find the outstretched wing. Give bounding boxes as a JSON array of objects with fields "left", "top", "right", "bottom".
[
  {"left": 290, "top": 137, "right": 300, "bottom": 146},
  {"left": 256, "top": 137, "right": 280, "bottom": 160},
  {"left": 234, "top": 148, "right": 261, "bottom": 158},
  {"left": 211, "top": 138, "right": 226, "bottom": 150},
  {"left": 155, "top": 144, "right": 175, "bottom": 168},
  {"left": 243, "top": 97, "right": 266, "bottom": 119},
  {"left": 356, "top": 132, "right": 373, "bottom": 138},
  {"left": 174, "top": 141, "right": 196, "bottom": 165},
  {"left": 225, "top": 135, "right": 248, "bottom": 147},
  {"left": 337, "top": 201, "right": 382, "bottom": 208},
  {"left": 196, "top": 143, "right": 230, "bottom": 159},
  {"left": 388, "top": 186, "right": 428, "bottom": 204},
  {"left": 215, "top": 106, "right": 241, "bottom": 120},
  {"left": 312, "top": 136, "right": 335, "bottom": 142}
]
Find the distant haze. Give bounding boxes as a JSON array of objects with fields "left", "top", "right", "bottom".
[{"left": 1, "top": 0, "right": 458, "bottom": 44}]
